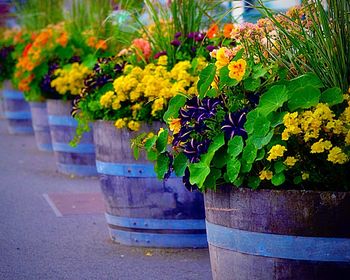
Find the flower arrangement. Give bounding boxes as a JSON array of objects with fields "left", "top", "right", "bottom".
[{"left": 132, "top": 1, "right": 350, "bottom": 192}]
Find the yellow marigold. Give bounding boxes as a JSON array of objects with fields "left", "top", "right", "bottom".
[
  {"left": 284, "top": 156, "right": 297, "bottom": 167},
  {"left": 100, "top": 91, "right": 115, "bottom": 108},
  {"left": 301, "top": 172, "right": 309, "bottom": 180},
  {"left": 310, "top": 139, "right": 332, "bottom": 154},
  {"left": 114, "top": 118, "right": 126, "bottom": 129},
  {"left": 128, "top": 120, "right": 140, "bottom": 131},
  {"left": 326, "top": 119, "right": 344, "bottom": 134},
  {"left": 259, "top": 170, "right": 273, "bottom": 180},
  {"left": 157, "top": 55, "right": 168, "bottom": 66},
  {"left": 345, "top": 131, "right": 350, "bottom": 145},
  {"left": 282, "top": 112, "right": 301, "bottom": 140},
  {"left": 151, "top": 98, "right": 165, "bottom": 116},
  {"left": 228, "top": 59, "right": 247, "bottom": 82},
  {"left": 169, "top": 118, "right": 181, "bottom": 134},
  {"left": 112, "top": 99, "right": 121, "bottom": 110},
  {"left": 267, "top": 144, "right": 287, "bottom": 161},
  {"left": 327, "top": 147, "right": 348, "bottom": 164}
]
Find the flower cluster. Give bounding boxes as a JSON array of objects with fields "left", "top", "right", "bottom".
[
  {"left": 99, "top": 55, "right": 206, "bottom": 131},
  {"left": 51, "top": 63, "right": 91, "bottom": 97}
]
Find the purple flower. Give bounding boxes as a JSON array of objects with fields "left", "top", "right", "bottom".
[
  {"left": 174, "top": 32, "right": 182, "bottom": 39},
  {"left": 194, "top": 32, "right": 205, "bottom": 42},
  {"left": 171, "top": 39, "right": 181, "bottom": 47},
  {"left": 187, "top": 32, "right": 196, "bottom": 39},
  {"left": 183, "top": 138, "right": 211, "bottom": 163},
  {"left": 69, "top": 55, "right": 81, "bottom": 63},
  {"left": 221, "top": 110, "right": 248, "bottom": 139},
  {"left": 154, "top": 50, "right": 167, "bottom": 59},
  {"left": 206, "top": 45, "right": 216, "bottom": 52}
]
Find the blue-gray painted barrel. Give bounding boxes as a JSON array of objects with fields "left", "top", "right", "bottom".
[
  {"left": 93, "top": 120, "right": 207, "bottom": 248},
  {"left": 204, "top": 187, "right": 350, "bottom": 280},
  {"left": 29, "top": 101, "right": 52, "bottom": 152},
  {"left": 47, "top": 99, "right": 97, "bottom": 177},
  {"left": 2, "top": 81, "right": 33, "bottom": 135}
]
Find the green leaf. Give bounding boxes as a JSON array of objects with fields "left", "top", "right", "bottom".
[
  {"left": 227, "top": 157, "right": 241, "bottom": 183},
  {"left": 288, "top": 73, "right": 323, "bottom": 92},
  {"left": 163, "top": 95, "right": 187, "bottom": 122},
  {"left": 251, "top": 130, "right": 274, "bottom": 149},
  {"left": 248, "top": 176, "right": 261, "bottom": 189},
  {"left": 274, "top": 161, "right": 286, "bottom": 173},
  {"left": 219, "top": 66, "right": 239, "bottom": 87},
  {"left": 293, "top": 176, "right": 302, "bottom": 184},
  {"left": 198, "top": 64, "right": 216, "bottom": 98},
  {"left": 82, "top": 54, "right": 97, "bottom": 69},
  {"left": 133, "top": 146, "right": 139, "bottom": 160},
  {"left": 212, "top": 147, "right": 229, "bottom": 168},
  {"left": 245, "top": 110, "right": 260, "bottom": 134},
  {"left": 144, "top": 135, "right": 157, "bottom": 152},
  {"left": 242, "top": 143, "right": 257, "bottom": 164},
  {"left": 270, "top": 111, "right": 286, "bottom": 127},
  {"left": 252, "top": 65, "right": 267, "bottom": 79},
  {"left": 147, "top": 149, "right": 158, "bottom": 161},
  {"left": 156, "top": 129, "right": 168, "bottom": 153},
  {"left": 206, "top": 88, "right": 218, "bottom": 97},
  {"left": 252, "top": 116, "right": 270, "bottom": 137},
  {"left": 244, "top": 77, "right": 261, "bottom": 91},
  {"left": 288, "top": 85, "right": 321, "bottom": 111},
  {"left": 173, "top": 153, "right": 188, "bottom": 177},
  {"left": 271, "top": 172, "right": 285, "bottom": 186},
  {"left": 155, "top": 153, "right": 170, "bottom": 180},
  {"left": 320, "top": 87, "right": 343, "bottom": 106},
  {"left": 228, "top": 136, "right": 244, "bottom": 158},
  {"left": 257, "top": 85, "right": 288, "bottom": 116},
  {"left": 203, "top": 168, "right": 221, "bottom": 189},
  {"left": 201, "top": 133, "right": 225, "bottom": 165},
  {"left": 233, "top": 176, "right": 244, "bottom": 187},
  {"left": 241, "top": 160, "right": 252, "bottom": 173},
  {"left": 256, "top": 148, "right": 266, "bottom": 161},
  {"left": 233, "top": 48, "right": 244, "bottom": 61},
  {"left": 189, "top": 162, "right": 211, "bottom": 188}
]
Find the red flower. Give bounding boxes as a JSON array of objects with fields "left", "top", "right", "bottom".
[{"left": 207, "top": 24, "right": 219, "bottom": 39}]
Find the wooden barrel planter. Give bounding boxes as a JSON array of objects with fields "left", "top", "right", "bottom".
[
  {"left": 205, "top": 186, "right": 350, "bottom": 280},
  {"left": 29, "top": 102, "right": 53, "bottom": 152},
  {"left": 2, "top": 81, "right": 33, "bottom": 134},
  {"left": 47, "top": 99, "right": 97, "bottom": 176},
  {"left": 93, "top": 120, "right": 207, "bottom": 248}
]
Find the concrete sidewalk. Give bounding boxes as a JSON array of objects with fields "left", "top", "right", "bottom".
[{"left": 0, "top": 119, "right": 212, "bottom": 280}]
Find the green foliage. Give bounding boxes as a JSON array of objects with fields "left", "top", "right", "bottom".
[{"left": 198, "top": 64, "right": 216, "bottom": 98}]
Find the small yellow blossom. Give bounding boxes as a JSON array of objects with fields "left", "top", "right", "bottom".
[
  {"left": 169, "top": 118, "right": 181, "bottom": 134},
  {"left": 267, "top": 145, "right": 287, "bottom": 161},
  {"left": 228, "top": 59, "right": 247, "bottom": 82},
  {"left": 100, "top": 91, "right": 115, "bottom": 107},
  {"left": 310, "top": 139, "right": 332, "bottom": 154},
  {"left": 259, "top": 170, "right": 273, "bottom": 180},
  {"left": 157, "top": 55, "right": 168, "bottom": 66},
  {"left": 114, "top": 118, "right": 126, "bottom": 129},
  {"left": 284, "top": 156, "right": 297, "bottom": 167},
  {"left": 327, "top": 147, "right": 348, "bottom": 164},
  {"left": 215, "top": 47, "right": 231, "bottom": 69},
  {"left": 128, "top": 120, "right": 140, "bottom": 131},
  {"left": 301, "top": 172, "right": 309, "bottom": 180}
]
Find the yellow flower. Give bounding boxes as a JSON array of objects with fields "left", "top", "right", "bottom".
[
  {"left": 114, "top": 118, "right": 126, "bottom": 129},
  {"left": 169, "top": 118, "right": 181, "bottom": 134},
  {"left": 259, "top": 170, "right": 273, "bottom": 180},
  {"left": 151, "top": 98, "right": 165, "bottom": 116},
  {"left": 327, "top": 147, "right": 348, "bottom": 164},
  {"left": 267, "top": 144, "right": 287, "bottom": 161},
  {"left": 345, "top": 131, "right": 350, "bottom": 145},
  {"left": 284, "top": 156, "right": 297, "bottom": 167},
  {"left": 282, "top": 112, "right": 301, "bottom": 140},
  {"left": 310, "top": 139, "right": 332, "bottom": 154},
  {"left": 128, "top": 120, "right": 140, "bottom": 131},
  {"left": 228, "top": 59, "right": 247, "bottom": 82},
  {"left": 100, "top": 91, "right": 115, "bottom": 107},
  {"left": 215, "top": 47, "right": 231, "bottom": 69},
  {"left": 301, "top": 172, "right": 309, "bottom": 180},
  {"left": 157, "top": 55, "right": 168, "bottom": 66},
  {"left": 111, "top": 99, "right": 121, "bottom": 110}
]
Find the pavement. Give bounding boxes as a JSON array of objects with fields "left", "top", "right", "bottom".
[{"left": 0, "top": 118, "right": 212, "bottom": 280}]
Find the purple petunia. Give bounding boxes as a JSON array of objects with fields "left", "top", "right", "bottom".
[
  {"left": 183, "top": 138, "right": 211, "bottom": 163},
  {"left": 154, "top": 50, "right": 167, "bottom": 59},
  {"left": 171, "top": 39, "right": 181, "bottom": 47},
  {"left": 221, "top": 110, "right": 248, "bottom": 139}
]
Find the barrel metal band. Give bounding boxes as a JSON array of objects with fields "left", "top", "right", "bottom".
[
  {"left": 3, "top": 90, "right": 24, "bottom": 100},
  {"left": 48, "top": 115, "right": 78, "bottom": 127},
  {"left": 52, "top": 142, "right": 95, "bottom": 153},
  {"left": 4, "top": 111, "right": 32, "bottom": 119},
  {"left": 96, "top": 160, "right": 175, "bottom": 178},
  {"left": 105, "top": 213, "right": 206, "bottom": 230},
  {"left": 56, "top": 163, "right": 97, "bottom": 176},
  {"left": 206, "top": 221, "right": 350, "bottom": 262}
]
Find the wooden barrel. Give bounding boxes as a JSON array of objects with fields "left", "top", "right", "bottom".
[
  {"left": 47, "top": 99, "right": 97, "bottom": 176},
  {"left": 205, "top": 187, "right": 350, "bottom": 280},
  {"left": 93, "top": 120, "right": 207, "bottom": 248},
  {"left": 2, "top": 81, "right": 33, "bottom": 134},
  {"left": 29, "top": 101, "right": 53, "bottom": 152}
]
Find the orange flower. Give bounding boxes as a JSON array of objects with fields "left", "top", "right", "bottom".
[
  {"left": 223, "top": 23, "right": 234, "bottom": 38},
  {"left": 132, "top": 38, "right": 151, "bottom": 60},
  {"left": 87, "top": 36, "right": 97, "bottom": 48},
  {"left": 95, "top": 39, "right": 107, "bottom": 50},
  {"left": 57, "top": 32, "right": 68, "bottom": 47},
  {"left": 22, "top": 43, "right": 33, "bottom": 57},
  {"left": 228, "top": 59, "right": 247, "bottom": 82},
  {"left": 207, "top": 23, "right": 219, "bottom": 39}
]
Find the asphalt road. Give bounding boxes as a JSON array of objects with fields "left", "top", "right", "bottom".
[{"left": 0, "top": 118, "right": 212, "bottom": 280}]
